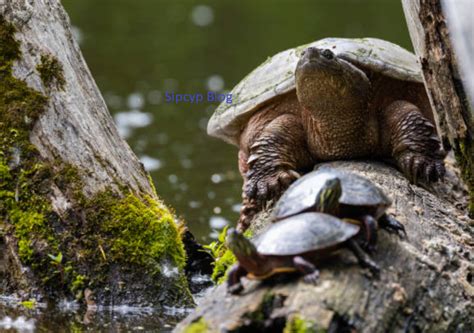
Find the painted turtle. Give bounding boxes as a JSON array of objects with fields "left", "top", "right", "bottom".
[
  {"left": 226, "top": 212, "right": 379, "bottom": 294},
  {"left": 273, "top": 167, "right": 406, "bottom": 250}
]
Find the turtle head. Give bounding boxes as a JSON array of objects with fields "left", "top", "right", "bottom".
[
  {"left": 295, "top": 47, "right": 370, "bottom": 113},
  {"left": 315, "top": 177, "right": 342, "bottom": 214},
  {"left": 226, "top": 228, "right": 257, "bottom": 258},
  {"left": 226, "top": 228, "right": 265, "bottom": 273}
]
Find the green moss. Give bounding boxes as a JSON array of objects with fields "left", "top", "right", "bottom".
[
  {"left": 284, "top": 315, "right": 319, "bottom": 333},
  {"left": 0, "top": 15, "right": 62, "bottom": 293},
  {"left": 82, "top": 191, "right": 186, "bottom": 272},
  {"left": 183, "top": 318, "right": 210, "bottom": 333},
  {"left": 0, "top": 15, "right": 189, "bottom": 302},
  {"left": 36, "top": 54, "right": 65, "bottom": 90}
]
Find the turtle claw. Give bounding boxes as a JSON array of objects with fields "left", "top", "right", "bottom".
[
  {"left": 245, "top": 168, "right": 300, "bottom": 207},
  {"left": 379, "top": 214, "right": 407, "bottom": 239},
  {"left": 303, "top": 270, "right": 320, "bottom": 285},
  {"left": 399, "top": 152, "right": 445, "bottom": 185},
  {"left": 228, "top": 283, "right": 244, "bottom": 295},
  {"left": 238, "top": 197, "right": 259, "bottom": 231},
  {"left": 364, "top": 259, "right": 381, "bottom": 278}
]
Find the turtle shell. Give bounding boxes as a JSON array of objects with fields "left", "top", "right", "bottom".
[
  {"left": 273, "top": 168, "right": 391, "bottom": 220},
  {"left": 208, "top": 37, "right": 422, "bottom": 145},
  {"left": 253, "top": 212, "right": 359, "bottom": 256}
]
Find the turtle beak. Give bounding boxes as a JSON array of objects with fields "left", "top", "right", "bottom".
[{"left": 305, "top": 47, "right": 321, "bottom": 60}]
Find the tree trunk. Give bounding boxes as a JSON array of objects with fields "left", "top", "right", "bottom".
[
  {"left": 401, "top": 0, "right": 474, "bottom": 217},
  {"left": 0, "top": 0, "right": 194, "bottom": 307},
  {"left": 175, "top": 161, "right": 473, "bottom": 333}
]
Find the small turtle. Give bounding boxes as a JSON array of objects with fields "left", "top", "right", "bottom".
[
  {"left": 273, "top": 167, "right": 406, "bottom": 250},
  {"left": 207, "top": 38, "right": 445, "bottom": 230},
  {"left": 226, "top": 213, "right": 379, "bottom": 294}
]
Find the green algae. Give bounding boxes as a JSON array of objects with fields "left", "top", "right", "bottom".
[
  {"left": 36, "top": 54, "right": 65, "bottom": 90},
  {"left": 183, "top": 317, "right": 210, "bottom": 333}
]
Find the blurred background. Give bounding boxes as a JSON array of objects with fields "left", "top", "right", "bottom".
[{"left": 61, "top": 0, "right": 412, "bottom": 243}]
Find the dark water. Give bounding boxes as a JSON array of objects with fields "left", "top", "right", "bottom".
[{"left": 1, "top": 1, "right": 413, "bottom": 331}]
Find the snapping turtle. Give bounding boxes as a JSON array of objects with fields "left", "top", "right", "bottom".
[
  {"left": 207, "top": 38, "right": 445, "bottom": 230},
  {"left": 226, "top": 213, "right": 379, "bottom": 294},
  {"left": 273, "top": 167, "right": 405, "bottom": 250}
]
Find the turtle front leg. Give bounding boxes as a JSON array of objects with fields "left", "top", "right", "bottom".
[
  {"left": 359, "top": 215, "right": 378, "bottom": 253},
  {"left": 293, "top": 256, "right": 320, "bottom": 284},
  {"left": 238, "top": 113, "right": 314, "bottom": 230},
  {"left": 380, "top": 100, "right": 446, "bottom": 184},
  {"left": 346, "top": 239, "right": 380, "bottom": 276},
  {"left": 227, "top": 264, "right": 248, "bottom": 295}
]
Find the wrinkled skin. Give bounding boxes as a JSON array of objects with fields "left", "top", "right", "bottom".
[{"left": 238, "top": 47, "right": 445, "bottom": 230}]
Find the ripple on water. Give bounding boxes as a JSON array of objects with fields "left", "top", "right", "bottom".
[{"left": 114, "top": 110, "right": 153, "bottom": 139}]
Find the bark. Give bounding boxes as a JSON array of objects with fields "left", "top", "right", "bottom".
[
  {"left": 402, "top": 0, "right": 474, "bottom": 217},
  {"left": 175, "top": 161, "right": 473, "bottom": 333},
  {"left": 0, "top": 0, "right": 194, "bottom": 306}
]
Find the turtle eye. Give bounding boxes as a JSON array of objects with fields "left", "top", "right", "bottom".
[{"left": 322, "top": 49, "right": 334, "bottom": 60}]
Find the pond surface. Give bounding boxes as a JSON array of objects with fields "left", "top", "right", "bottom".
[{"left": 1, "top": 0, "right": 413, "bottom": 331}]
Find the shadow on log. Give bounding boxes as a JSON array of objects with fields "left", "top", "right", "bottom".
[
  {"left": 175, "top": 161, "right": 473, "bottom": 333},
  {"left": 0, "top": 0, "right": 198, "bottom": 307}
]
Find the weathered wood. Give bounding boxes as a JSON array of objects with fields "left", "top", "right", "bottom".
[
  {"left": 175, "top": 161, "right": 473, "bottom": 333},
  {"left": 402, "top": 0, "right": 474, "bottom": 217},
  {"left": 0, "top": 0, "right": 193, "bottom": 306}
]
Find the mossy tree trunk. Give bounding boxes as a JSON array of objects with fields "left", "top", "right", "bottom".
[
  {"left": 176, "top": 161, "right": 473, "bottom": 333},
  {"left": 0, "top": 0, "right": 193, "bottom": 306},
  {"left": 402, "top": 0, "right": 474, "bottom": 218}
]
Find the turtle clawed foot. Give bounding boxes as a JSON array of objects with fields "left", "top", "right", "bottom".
[
  {"left": 363, "top": 243, "right": 377, "bottom": 254},
  {"left": 399, "top": 152, "right": 445, "bottom": 184},
  {"left": 380, "top": 214, "right": 407, "bottom": 239},
  {"left": 228, "top": 283, "right": 244, "bottom": 295},
  {"left": 363, "top": 260, "right": 381, "bottom": 278},
  {"left": 245, "top": 168, "right": 300, "bottom": 207},
  {"left": 303, "top": 270, "right": 320, "bottom": 285}
]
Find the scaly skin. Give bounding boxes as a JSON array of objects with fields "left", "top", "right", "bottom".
[{"left": 237, "top": 47, "right": 445, "bottom": 230}]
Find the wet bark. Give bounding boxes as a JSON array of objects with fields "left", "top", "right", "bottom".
[
  {"left": 175, "top": 161, "right": 473, "bottom": 333},
  {"left": 0, "top": 0, "right": 194, "bottom": 306},
  {"left": 402, "top": 0, "right": 474, "bottom": 217}
]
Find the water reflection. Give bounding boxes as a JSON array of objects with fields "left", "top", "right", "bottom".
[{"left": 0, "top": 295, "right": 190, "bottom": 332}]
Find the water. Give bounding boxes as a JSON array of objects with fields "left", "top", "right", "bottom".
[
  {"left": 2, "top": 0, "right": 413, "bottom": 330},
  {"left": 0, "top": 295, "right": 190, "bottom": 332},
  {"left": 61, "top": 0, "right": 412, "bottom": 243}
]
